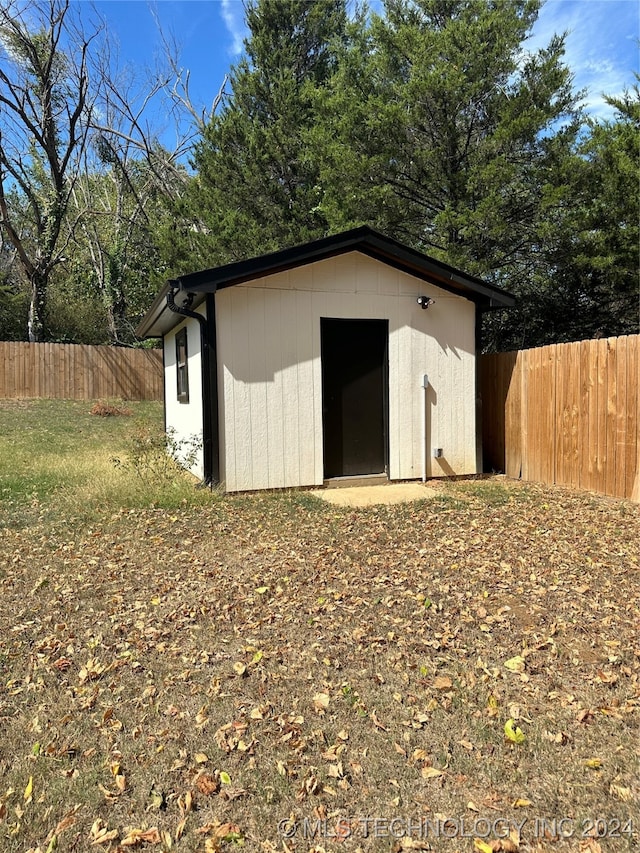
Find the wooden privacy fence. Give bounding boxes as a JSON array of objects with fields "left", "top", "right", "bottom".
[
  {"left": 0, "top": 341, "right": 163, "bottom": 401},
  {"left": 480, "top": 335, "right": 639, "bottom": 500}
]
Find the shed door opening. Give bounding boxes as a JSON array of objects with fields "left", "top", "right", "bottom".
[{"left": 321, "top": 318, "right": 388, "bottom": 479}]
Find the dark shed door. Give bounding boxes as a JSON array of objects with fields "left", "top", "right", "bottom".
[{"left": 321, "top": 318, "right": 388, "bottom": 478}]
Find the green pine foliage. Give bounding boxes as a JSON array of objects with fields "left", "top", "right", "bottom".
[
  {"left": 486, "top": 79, "right": 640, "bottom": 349},
  {"left": 312, "top": 1, "right": 581, "bottom": 283},
  {"left": 125, "top": 0, "right": 640, "bottom": 349},
  {"left": 168, "top": 0, "right": 348, "bottom": 271},
  {"left": 2, "top": 0, "right": 632, "bottom": 348}
]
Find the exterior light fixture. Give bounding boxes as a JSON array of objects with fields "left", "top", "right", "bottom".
[{"left": 417, "top": 296, "right": 435, "bottom": 309}]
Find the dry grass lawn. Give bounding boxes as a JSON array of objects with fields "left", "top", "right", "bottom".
[{"left": 0, "top": 401, "right": 638, "bottom": 853}]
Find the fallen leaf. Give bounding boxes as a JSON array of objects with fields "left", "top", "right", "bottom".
[
  {"left": 147, "top": 786, "right": 165, "bottom": 812},
  {"left": 174, "top": 817, "right": 187, "bottom": 841},
  {"left": 580, "top": 840, "right": 603, "bottom": 853},
  {"left": 421, "top": 767, "right": 444, "bottom": 779},
  {"left": 218, "top": 786, "right": 248, "bottom": 801},
  {"left": 609, "top": 784, "right": 632, "bottom": 802},
  {"left": 211, "top": 822, "right": 243, "bottom": 841},
  {"left": 576, "top": 708, "right": 594, "bottom": 723},
  {"left": 504, "top": 719, "right": 526, "bottom": 744},
  {"left": 120, "top": 827, "right": 161, "bottom": 846},
  {"left": 53, "top": 805, "right": 81, "bottom": 835},
  {"left": 313, "top": 692, "right": 330, "bottom": 714},
  {"left": 196, "top": 774, "right": 220, "bottom": 796},
  {"left": 90, "top": 819, "right": 119, "bottom": 846},
  {"left": 371, "top": 710, "right": 388, "bottom": 730}
]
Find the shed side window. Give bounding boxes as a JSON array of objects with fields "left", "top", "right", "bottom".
[{"left": 176, "top": 327, "right": 189, "bottom": 403}]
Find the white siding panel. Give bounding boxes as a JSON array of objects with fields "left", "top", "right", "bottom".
[
  {"left": 379, "top": 264, "right": 400, "bottom": 297},
  {"left": 294, "top": 264, "right": 314, "bottom": 291},
  {"left": 295, "top": 289, "right": 318, "bottom": 485},
  {"left": 395, "top": 297, "right": 415, "bottom": 479},
  {"left": 280, "top": 295, "right": 300, "bottom": 488},
  {"left": 265, "top": 290, "right": 286, "bottom": 488},
  {"left": 246, "top": 288, "right": 269, "bottom": 488},
  {"left": 216, "top": 251, "right": 477, "bottom": 491},
  {"left": 230, "top": 287, "right": 252, "bottom": 490},
  {"left": 163, "top": 310, "right": 204, "bottom": 480},
  {"left": 387, "top": 313, "right": 401, "bottom": 478}
]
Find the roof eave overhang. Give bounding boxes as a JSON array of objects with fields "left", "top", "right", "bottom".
[
  {"left": 136, "top": 227, "right": 515, "bottom": 337},
  {"left": 170, "top": 229, "right": 515, "bottom": 308},
  {"left": 136, "top": 284, "right": 207, "bottom": 338}
]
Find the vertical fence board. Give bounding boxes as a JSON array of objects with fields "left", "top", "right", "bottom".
[
  {"left": 554, "top": 343, "right": 566, "bottom": 486},
  {"left": 579, "top": 339, "right": 592, "bottom": 492},
  {"left": 544, "top": 344, "right": 558, "bottom": 486},
  {"left": 504, "top": 351, "right": 522, "bottom": 479},
  {"left": 586, "top": 339, "right": 600, "bottom": 493},
  {"left": 614, "top": 337, "right": 627, "bottom": 498},
  {"left": 531, "top": 347, "right": 543, "bottom": 483},
  {"left": 595, "top": 338, "right": 608, "bottom": 494},
  {"left": 521, "top": 348, "right": 533, "bottom": 482},
  {"left": 12, "top": 343, "right": 19, "bottom": 398},
  {"left": 559, "top": 342, "right": 581, "bottom": 489},
  {"left": 21, "top": 342, "right": 26, "bottom": 395},
  {"left": 571, "top": 341, "right": 582, "bottom": 489},
  {"left": 0, "top": 343, "right": 5, "bottom": 397},
  {"left": 81, "top": 345, "right": 89, "bottom": 400},
  {"left": 605, "top": 337, "right": 618, "bottom": 496},
  {"left": 480, "top": 334, "right": 639, "bottom": 501},
  {"left": 628, "top": 336, "right": 639, "bottom": 501},
  {"left": 0, "top": 342, "right": 163, "bottom": 401}
]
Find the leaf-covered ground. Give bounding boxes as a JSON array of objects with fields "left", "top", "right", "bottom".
[{"left": 0, "top": 406, "right": 638, "bottom": 853}]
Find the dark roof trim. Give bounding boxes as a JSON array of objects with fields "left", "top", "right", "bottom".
[
  {"left": 173, "top": 226, "right": 515, "bottom": 308},
  {"left": 136, "top": 226, "right": 515, "bottom": 338}
]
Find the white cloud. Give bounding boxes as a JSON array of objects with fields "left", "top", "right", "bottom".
[
  {"left": 220, "top": 0, "right": 247, "bottom": 56},
  {"left": 528, "top": 0, "right": 639, "bottom": 120}
]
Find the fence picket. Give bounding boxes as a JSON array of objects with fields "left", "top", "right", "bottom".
[
  {"left": 0, "top": 342, "right": 163, "bottom": 402},
  {"left": 480, "top": 334, "right": 639, "bottom": 501}
]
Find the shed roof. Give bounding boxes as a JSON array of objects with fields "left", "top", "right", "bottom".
[{"left": 137, "top": 226, "right": 515, "bottom": 337}]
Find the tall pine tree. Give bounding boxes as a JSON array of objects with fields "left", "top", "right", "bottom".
[
  {"left": 311, "top": 0, "right": 582, "bottom": 321},
  {"left": 175, "top": 0, "right": 347, "bottom": 268}
]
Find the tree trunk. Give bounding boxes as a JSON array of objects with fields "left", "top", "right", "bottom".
[
  {"left": 103, "top": 268, "right": 128, "bottom": 344},
  {"left": 27, "top": 272, "right": 48, "bottom": 342}
]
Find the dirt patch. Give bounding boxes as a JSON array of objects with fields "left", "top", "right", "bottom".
[{"left": 310, "top": 481, "right": 439, "bottom": 506}]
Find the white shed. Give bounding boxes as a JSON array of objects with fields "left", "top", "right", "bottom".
[{"left": 137, "top": 227, "right": 514, "bottom": 491}]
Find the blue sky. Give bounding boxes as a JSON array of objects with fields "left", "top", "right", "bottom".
[{"left": 91, "top": 0, "right": 639, "bottom": 126}]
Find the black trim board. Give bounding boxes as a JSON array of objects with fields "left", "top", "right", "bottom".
[
  {"left": 475, "top": 305, "right": 484, "bottom": 474},
  {"left": 205, "top": 293, "right": 220, "bottom": 485},
  {"left": 171, "top": 227, "right": 515, "bottom": 308},
  {"left": 137, "top": 227, "right": 515, "bottom": 339}
]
